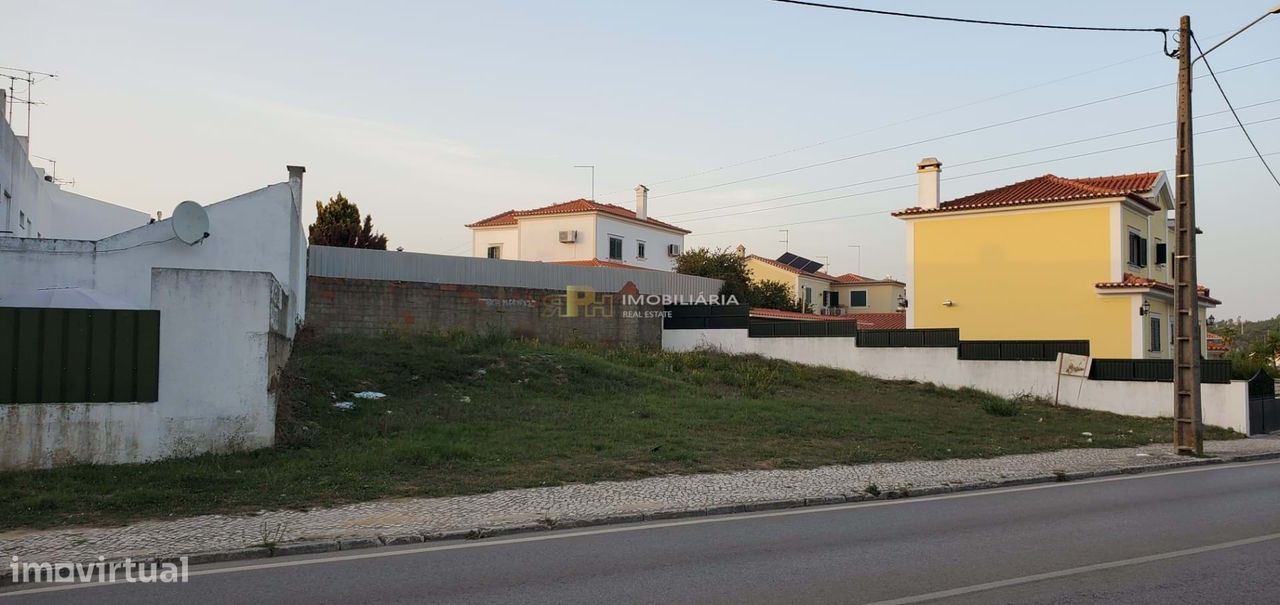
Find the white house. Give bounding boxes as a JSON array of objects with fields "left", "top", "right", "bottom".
[
  {"left": 0, "top": 91, "right": 150, "bottom": 240},
  {"left": 466, "top": 185, "right": 690, "bottom": 271}
]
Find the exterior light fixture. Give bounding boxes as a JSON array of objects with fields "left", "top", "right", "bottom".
[
  {"left": 896, "top": 294, "right": 909, "bottom": 311},
  {"left": 1140, "top": 300, "right": 1151, "bottom": 316},
  {"left": 942, "top": 299, "right": 954, "bottom": 307},
  {"left": 1207, "top": 315, "right": 1216, "bottom": 327}
]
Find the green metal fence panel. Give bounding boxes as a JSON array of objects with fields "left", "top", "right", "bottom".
[
  {"left": 855, "top": 328, "right": 960, "bottom": 348},
  {"left": 1089, "top": 358, "right": 1231, "bottom": 384},
  {"left": 0, "top": 308, "right": 14, "bottom": 404},
  {"left": 88, "top": 311, "right": 115, "bottom": 402},
  {"left": 135, "top": 311, "right": 161, "bottom": 402},
  {"left": 15, "top": 308, "right": 41, "bottom": 403},
  {"left": 39, "top": 308, "right": 65, "bottom": 403},
  {"left": 0, "top": 307, "right": 160, "bottom": 404},
  {"left": 63, "top": 310, "right": 91, "bottom": 402},
  {"left": 958, "top": 340, "right": 1090, "bottom": 361},
  {"left": 111, "top": 311, "right": 137, "bottom": 402}
]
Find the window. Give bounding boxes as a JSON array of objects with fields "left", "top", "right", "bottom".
[
  {"left": 637, "top": 241, "right": 646, "bottom": 259},
  {"left": 608, "top": 236, "right": 623, "bottom": 260},
  {"left": 1128, "top": 230, "right": 1148, "bottom": 267},
  {"left": 849, "top": 290, "right": 868, "bottom": 307},
  {"left": 486, "top": 245, "right": 501, "bottom": 259},
  {"left": 804, "top": 287, "right": 812, "bottom": 309},
  {"left": 1155, "top": 241, "right": 1167, "bottom": 265},
  {"left": 827, "top": 291, "right": 840, "bottom": 307},
  {"left": 1150, "top": 315, "right": 1161, "bottom": 352}
]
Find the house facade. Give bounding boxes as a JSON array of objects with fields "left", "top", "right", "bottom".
[
  {"left": 466, "top": 185, "right": 689, "bottom": 271},
  {"left": 0, "top": 97, "right": 150, "bottom": 240},
  {"left": 739, "top": 246, "right": 906, "bottom": 315},
  {"left": 896, "top": 157, "right": 1218, "bottom": 359}
]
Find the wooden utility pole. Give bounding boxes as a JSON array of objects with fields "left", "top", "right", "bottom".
[{"left": 1173, "top": 15, "right": 1204, "bottom": 455}]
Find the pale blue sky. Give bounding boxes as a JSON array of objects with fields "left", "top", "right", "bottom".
[{"left": 5, "top": 1, "right": 1278, "bottom": 317}]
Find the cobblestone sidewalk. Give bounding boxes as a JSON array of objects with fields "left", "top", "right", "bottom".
[{"left": 3, "top": 439, "right": 1278, "bottom": 569}]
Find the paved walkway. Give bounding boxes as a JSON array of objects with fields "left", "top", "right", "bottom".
[{"left": 3, "top": 439, "right": 1278, "bottom": 566}]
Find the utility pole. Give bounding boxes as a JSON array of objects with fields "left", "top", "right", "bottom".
[{"left": 1173, "top": 14, "right": 1203, "bottom": 456}]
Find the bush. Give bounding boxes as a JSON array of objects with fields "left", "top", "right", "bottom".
[{"left": 982, "top": 398, "right": 1022, "bottom": 417}]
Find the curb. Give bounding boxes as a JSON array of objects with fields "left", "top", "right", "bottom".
[{"left": 3, "top": 450, "right": 1278, "bottom": 587}]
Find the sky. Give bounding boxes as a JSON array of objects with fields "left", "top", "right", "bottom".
[{"left": 4, "top": 0, "right": 1278, "bottom": 319}]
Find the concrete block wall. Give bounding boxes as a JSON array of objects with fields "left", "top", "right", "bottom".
[{"left": 306, "top": 276, "right": 662, "bottom": 346}]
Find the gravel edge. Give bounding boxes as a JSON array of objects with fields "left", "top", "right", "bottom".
[{"left": 2, "top": 451, "right": 1277, "bottom": 587}]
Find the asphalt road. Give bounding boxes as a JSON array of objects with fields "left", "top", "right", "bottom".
[{"left": 5, "top": 459, "right": 1280, "bottom": 605}]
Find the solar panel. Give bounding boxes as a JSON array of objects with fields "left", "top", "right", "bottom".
[
  {"left": 775, "top": 252, "right": 825, "bottom": 274},
  {"left": 801, "top": 260, "right": 824, "bottom": 273},
  {"left": 777, "top": 252, "right": 800, "bottom": 266}
]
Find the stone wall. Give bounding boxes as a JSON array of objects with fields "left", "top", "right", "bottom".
[{"left": 306, "top": 276, "right": 663, "bottom": 346}]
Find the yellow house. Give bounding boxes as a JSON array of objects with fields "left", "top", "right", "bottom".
[
  {"left": 896, "top": 158, "right": 1219, "bottom": 359},
  {"left": 737, "top": 245, "right": 906, "bottom": 315}
]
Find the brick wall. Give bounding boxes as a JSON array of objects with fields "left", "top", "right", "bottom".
[{"left": 305, "top": 276, "right": 663, "bottom": 346}]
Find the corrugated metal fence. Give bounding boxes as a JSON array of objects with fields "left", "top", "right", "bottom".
[
  {"left": 0, "top": 307, "right": 160, "bottom": 403},
  {"left": 309, "top": 246, "right": 724, "bottom": 297}
]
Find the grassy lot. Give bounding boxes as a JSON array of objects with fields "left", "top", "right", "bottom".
[{"left": 0, "top": 332, "right": 1240, "bottom": 529}]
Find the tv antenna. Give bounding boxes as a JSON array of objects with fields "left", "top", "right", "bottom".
[
  {"left": 30, "top": 154, "right": 75, "bottom": 187},
  {"left": 0, "top": 66, "right": 57, "bottom": 153}
]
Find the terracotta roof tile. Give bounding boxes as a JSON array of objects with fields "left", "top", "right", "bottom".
[
  {"left": 467, "top": 199, "right": 690, "bottom": 234},
  {"left": 895, "top": 172, "right": 1162, "bottom": 217},
  {"left": 1095, "top": 272, "right": 1221, "bottom": 305}
]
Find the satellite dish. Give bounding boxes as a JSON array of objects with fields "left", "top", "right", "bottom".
[{"left": 172, "top": 201, "right": 209, "bottom": 245}]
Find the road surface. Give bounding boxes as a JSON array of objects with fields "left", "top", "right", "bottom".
[{"left": 4, "top": 459, "right": 1280, "bottom": 604}]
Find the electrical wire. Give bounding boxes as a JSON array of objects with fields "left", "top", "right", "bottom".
[
  {"left": 666, "top": 97, "right": 1280, "bottom": 219},
  {"left": 1192, "top": 34, "right": 1280, "bottom": 191},
  {"left": 684, "top": 123, "right": 1280, "bottom": 237},
  {"left": 771, "top": 0, "right": 1169, "bottom": 33},
  {"left": 649, "top": 55, "right": 1280, "bottom": 200}
]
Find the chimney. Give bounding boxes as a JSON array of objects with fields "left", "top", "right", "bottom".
[
  {"left": 735, "top": 244, "right": 746, "bottom": 258},
  {"left": 287, "top": 165, "right": 306, "bottom": 212},
  {"left": 634, "top": 184, "right": 649, "bottom": 221},
  {"left": 916, "top": 157, "right": 941, "bottom": 209}
]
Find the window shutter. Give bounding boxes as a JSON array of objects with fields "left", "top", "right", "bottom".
[
  {"left": 1155, "top": 243, "right": 1167, "bottom": 264},
  {"left": 1139, "top": 238, "right": 1148, "bottom": 267},
  {"left": 829, "top": 291, "right": 840, "bottom": 306}
]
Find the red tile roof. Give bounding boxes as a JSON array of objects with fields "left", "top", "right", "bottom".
[
  {"left": 749, "top": 308, "right": 859, "bottom": 321},
  {"left": 748, "top": 308, "right": 906, "bottom": 329},
  {"left": 551, "top": 259, "right": 655, "bottom": 270},
  {"left": 1095, "top": 272, "right": 1221, "bottom": 305},
  {"left": 467, "top": 199, "right": 690, "bottom": 234},
  {"left": 894, "top": 172, "right": 1162, "bottom": 217},
  {"left": 831, "top": 272, "right": 905, "bottom": 286}
]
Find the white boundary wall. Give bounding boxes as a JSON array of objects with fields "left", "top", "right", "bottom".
[{"left": 663, "top": 329, "right": 1250, "bottom": 433}]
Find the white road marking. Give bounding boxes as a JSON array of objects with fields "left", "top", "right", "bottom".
[
  {"left": 861, "top": 531, "right": 1280, "bottom": 605},
  {"left": 2, "top": 457, "right": 1277, "bottom": 598}
]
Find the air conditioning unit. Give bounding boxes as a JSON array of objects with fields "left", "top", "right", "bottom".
[
  {"left": 558, "top": 230, "right": 578, "bottom": 243},
  {"left": 667, "top": 244, "right": 680, "bottom": 257}
]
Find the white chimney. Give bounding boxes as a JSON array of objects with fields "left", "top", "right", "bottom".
[
  {"left": 916, "top": 157, "right": 941, "bottom": 209},
  {"left": 735, "top": 244, "right": 746, "bottom": 258},
  {"left": 635, "top": 184, "right": 649, "bottom": 221}
]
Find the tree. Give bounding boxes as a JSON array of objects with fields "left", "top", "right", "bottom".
[
  {"left": 674, "top": 247, "right": 750, "bottom": 302},
  {"left": 675, "top": 247, "right": 804, "bottom": 311},
  {"left": 747, "top": 279, "right": 803, "bottom": 312},
  {"left": 308, "top": 192, "right": 388, "bottom": 249}
]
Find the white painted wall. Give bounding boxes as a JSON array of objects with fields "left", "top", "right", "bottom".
[
  {"left": 0, "top": 173, "right": 307, "bottom": 335},
  {"left": 0, "top": 268, "right": 285, "bottom": 469},
  {"left": 471, "top": 225, "right": 521, "bottom": 259},
  {"left": 594, "top": 214, "right": 683, "bottom": 271},
  {"left": 518, "top": 214, "right": 596, "bottom": 262},
  {"left": 0, "top": 109, "right": 148, "bottom": 240},
  {"left": 663, "top": 329, "right": 1250, "bottom": 433}
]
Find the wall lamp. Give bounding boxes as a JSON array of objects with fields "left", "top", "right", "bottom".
[
  {"left": 1139, "top": 300, "right": 1151, "bottom": 316},
  {"left": 896, "top": 294, "right": 909, "bottom": 311},
  {"left": 942, "top": 299, "right": 954, "bottom": 307}
]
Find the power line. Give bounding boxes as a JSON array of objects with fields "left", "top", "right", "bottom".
[
  {"left": 598, "top": 22, "right": 1275, "bottom": 201},
  {"left": 771, "top": 0, "right": 1169, "bottom": 33},
  {"left": 666, "top": 97, "right": 1280, "bottom": 219},
  {"left": 649, "top": 55, "right": 1280, "bottom": 200},
  {"left": 1192, "top": 33, "right": 1280, "bottom": 191},
  {"left": 685, "top": 124, "right": 1280, "bottom": 237}
]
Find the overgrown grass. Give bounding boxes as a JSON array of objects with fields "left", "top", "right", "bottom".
[{"left": 0, "top": 332, "right": 1241, "bottom": 529}]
